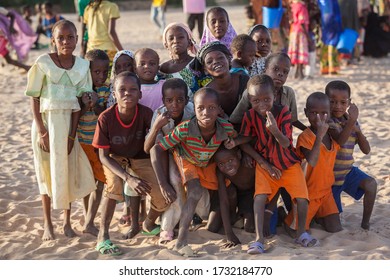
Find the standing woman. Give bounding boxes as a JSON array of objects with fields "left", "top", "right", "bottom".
[{"left": 82, "top": 0, "right": 123, "bottom": 63}]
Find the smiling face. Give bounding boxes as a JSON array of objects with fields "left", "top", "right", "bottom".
[
  {"left": 215, "top": 149, "right": 241, "bottom": 177},
  {"left": 203, "top": 50, "right": 230, "bottom": 77},
  {"left": 90, "top": 59, "right": 109, "bottom": 88},
  {"left": 251, "top": 29, "right": 271, "bottom": 57},
  {"left": 115, "top": 54, "right": 134, "bottom": 75},
  {"left": 207, "top": 10, "right": 229, "bottom": 40},
  {"left": 135, "top": 50, "right": 159, "bottom": 83},
  {"left": 52, "top": 24, "right": 78, "bottom": 56},
  {"left": 194, "top": 92, "right": 220, "bottom": 128},
  {"left": 163, "top": 87, "right": 188, "bottom": 120},
  {"left": 248, "top": 83, "right": 274, "bottom": 117},
  {"left": 165, "top": 26, "right": 190, "bottom": 56},
  {"left": 114, "top": 75, "right": 141, "bottom": 110},
  {"left": 327, "top": 89, "right": 351, "bottom": 119},
  {"left": 265, "top": 56, "right": 290, "bottom": 90}
]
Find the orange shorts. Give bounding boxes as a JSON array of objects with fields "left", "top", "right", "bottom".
[
  {"left": 254, "top": 162, "right": 308, "bottom": 201},
  {"left": 80, "top": 143, "right": 106, "bottom": 183},
  {"left": 173, "top": 153, "right": 219, "bottom": 190},
  {"left": 285, "top": 191, "right": 339, "bottom": 230}
]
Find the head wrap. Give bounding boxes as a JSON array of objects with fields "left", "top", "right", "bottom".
[
  {"left": 247, "top": 24, "right": 270, "bottom": 37},
  {"left": 110, "top": 50, "right": 135, "bottom": 80},
  {"left": 190, "top": 41, "right": 232, "bottom": 73},
  {"left": 162, "top": 22, "right": 199, "bottom": 56}
]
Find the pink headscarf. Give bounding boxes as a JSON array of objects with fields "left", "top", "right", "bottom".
[{"left": 162, "top": 22, "right": 199, "bottom": 56}]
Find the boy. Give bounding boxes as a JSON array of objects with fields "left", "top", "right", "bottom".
[
  {"left": 230, "top": 34, "right": 257, "bottom": 75},
  {"left": 145, "top": 78, "right": 195, "bottom": 244},
  {"left": 225, "top": 74, "right": 315, "bottom": 254},
  {"left": 285, "top": 92, "right": 342, "bottom": 234},
  {"left": 325, "top": 80, "right": 377, "bottom": 230},
  {"left": 78, "top": 49, "right": 110, "bottom": 236},
  {"left": 134, "top": 47, "right": 165, "bottom": 112},
  {"left": 151, "top": 87, "right": 236, "bottom": 257},
  {"left": 92, "top": 71, "right": 170, "bottom": 255}
]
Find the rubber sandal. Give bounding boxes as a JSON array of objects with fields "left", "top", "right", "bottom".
[
  {"left": 141, "top": 225, "right": 161, "bottom": 236},
  {"left": 95, "top": 239, "right": 122, "bottom": 256},
  {"left": 158, "top": 230, "right": 174, "bottom": 245},
  {"left": 247, "top": 241, "right": 265, "bottom": 254},
  {"left": 295, "top": 232, "right": 320, "bottom": 247}
]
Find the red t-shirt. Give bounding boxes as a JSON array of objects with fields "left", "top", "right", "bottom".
[{"left": 92, "top": 104, "right": 152, "bottom": 159}]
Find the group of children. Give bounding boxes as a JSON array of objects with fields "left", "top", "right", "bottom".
[{"left": 24, "top": 4, "right": 377, "bottom": 257}]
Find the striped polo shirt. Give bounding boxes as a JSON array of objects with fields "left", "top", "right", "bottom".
[
  {"left": 77, "top": 84, "right": 110, "bottom": 145},
  {"left": 158, "top": 117, "right": 236, "bottom": 167},
  {"left": 240, "top": 105, "right": 301, "bottom": 170},
  {"left": 331, "top": 117, "right": 358, "bottom": 186}
]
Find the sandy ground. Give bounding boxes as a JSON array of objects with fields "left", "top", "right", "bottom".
[{"left": 0, "top": 6, "right": 389, "bottom": 261}]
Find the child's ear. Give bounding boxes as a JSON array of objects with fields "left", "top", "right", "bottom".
[
  {"left": 164, "top": 42, "right": 168, "bottom": 49},
  {"left": 237, "top": 50, "right": 242, "bottom": 59}
]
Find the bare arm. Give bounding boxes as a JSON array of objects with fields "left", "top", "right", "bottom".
[
  {"left": 144, "top": 112, "right": 170, "bottom": 154},
  {"left": 67, "top": 110, "right": 81, "bottom": 154},
  {"left": 224, "top": 135, "right": 252, "bottom": 149},
  {"left": 355, "top": 126, "right": 370, "bottom": 154},
  {"left": 31, "top": 97, "right": 50, "bottom": 152},
  {"left": 80, "top": 20, "right": 87, "bottom": 58},
  {"left": 108, "top": 18, "right": 123, "bottom": 51},
  {"left": 331, "top": 104, "right": 359, "bottom": 146},
  {"left": 266, "top": 111, "right": 290, "bottom": 148}
]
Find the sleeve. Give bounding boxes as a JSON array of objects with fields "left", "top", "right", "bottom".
[
  {"left": 229, "top": 89, "right": 251, "bottom": 125},
  {"left": 145, "top": 108, "right": 160, "bottom": 140},
  {"left": 92, "top": 114, "right": 110, "bottom": 149},
  {"left": 76, "top": 68, "right": 93, "bottom": 97},
  {"left": 279, "top": 106, "right": 293, "bottom": 143},
  {"left": 24, "top": 62, "right": 45, "bottom": 97},
  {"left": 83, "top": 6, "right": 90, "bottom": 24},
  {"left": 158, "top": 124, "right": 185, "bottom": 151},
  {"left": 287, "top": 88, "right": 298, "bottom": 122},
  {"left": 239, "top": 111, "right": 256, "bottom": 137},
  {"left": 109, "top": 3, "right": 120, "bottom": 19},
  {"left": 296, "top": 130, "right": 313, "bottom": 159}
]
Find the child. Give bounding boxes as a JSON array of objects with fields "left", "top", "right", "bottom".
[
  {"left": 77, "top": 49, "right": 111, "bottom": 236},
  {"left": 200, "top": 7, "right": 237, "bottom": 50},
  {"left": 285, "top": 92, "right": 342, "bottom": 233},
  {"left": 92, "top": 71, "right": 170, "bottom": 255},
  {"left": 134, "top": 48, "right": 164, "bottom": 112},
  {"left": 183, "top": 0, "right": 206, "bottom": 40},
  {"left": 247, "top": 24, "right": 272, "bottom": 77},
  {"left": 225, "top": 74, "right": 316, "bottom": 254},
  {"left": 40, "top": 2, "right": 64, "bottom": 38},
  {"left": 0, "top": 7, "right": 34, "bottom": 71},
  {"left": 160, "top": 22, "right": 198, "bottom": 99},
  {"left": 305, "top": 18, "right": 318, "bottom": 79},
  {"left": 83, "top": 0, "right": 123, "bottom": 60},
  {"left": 325, "top": 80, "right": 377, "bottom": 230},
  {"left": 230, "top": 53, "right": 306, "bottom": 131},
  {"left": 213, "top": 146, "right": 256, "bottom": 247},
  {"left": 151, "top": 87, "right": 236, "bottom": 257},
  {"left": 24, "top": 19, "right": 96, "bottom": 241},
  {"left": 151, "top": 0, "right": 166, "bottom": 36},
  {"left": 21, "top": 5, "right": 33, "bottom": 25},
  {"left": 106, "top": 50, "right": 135, "bottom": 108},
  {"left": 145, "top": 78, "right": 195, "bottom": 244},
  {"left": 288, "top": 0, "right": 311, "bottom": 80},
  {"left": 230, "top": 34, "right": 257, "bottom": 75}
]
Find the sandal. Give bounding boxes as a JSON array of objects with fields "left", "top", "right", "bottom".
[
  {"left": 247, "top": 241, "right": 265, "bottom": 254},
  {"left": 158, "top": 230, "right": 174, "bottom": 245},
  {"left": 96, "top": 239, "right": 122, "bottom": 256},
  {"left": 295, "top": 232, "right": 320, "bottom": 247}
]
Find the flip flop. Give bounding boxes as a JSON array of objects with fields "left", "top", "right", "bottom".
[
  {"left": 247, "top": 241, "right": 265, "bottom": 254},
  {"left": 295, "top": 232, "right": 320, "bottom": 247},
  {"left": 96, "top": 239, "right": 122, "bottom": 256},
  {"left": 159, "top": 230, "right": 174, "bottom": 245},
  {"left": 141, "top": 225, "right": 161, "bottom": 236}
]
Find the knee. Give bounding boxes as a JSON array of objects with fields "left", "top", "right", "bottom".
[
  {"left": 363, "top": 177, "right": 377, "bottom": 194},
  {"left": 186, "top": 180, "right": 203, "bottom": 201}
]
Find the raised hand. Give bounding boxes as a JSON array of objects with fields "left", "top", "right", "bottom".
[
  {"left": 266, "top": 111, "right": 278, "bottom": 133},
  {"left": 347, "top": 103, "right": 359, "bottom": 122},
  {"left": 224, "top": 137, "right": 237, "bottom": 149},
  {"left": 154, "top": 111, "right": 171, "bottom": 130},
  {"left": 90, "top": 92, "right": 99, "bottom": 108},
  {"left": 316, "top": 113, "right": 329, "bottom": 139}
]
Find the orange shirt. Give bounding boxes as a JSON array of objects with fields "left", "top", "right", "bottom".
[{"left": 296, "top": 128, "right": 340, "bottom": 199}]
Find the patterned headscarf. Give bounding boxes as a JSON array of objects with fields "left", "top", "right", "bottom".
[
  {"left": 110, "top": 50, "right": 135, "bottom": 80},
  {"left": 199, "top": 8, "right": 237, "bottom": 50},
  {"left": 162, "top": 22, "right": 198, "bottom": 56},
  {"left": 190, "top": 41, "right": 232, "bottom": 73}
]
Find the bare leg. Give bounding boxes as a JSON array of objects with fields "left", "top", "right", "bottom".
[
  {"left": 143, "top": 207, "right": 162, "bottom": 231},
  {"left": 123, "top": 196, "right": 141, "bottom": 239},
  {"left": 253, "top": 194, "right": 267, "bottom": 243},
  {"left": 63, "top": 204, "right": 77, "bottom": 238},
  {"left": 4, "top": 53, "right": 30, "bottom": 72},
  {"left": 83, "top": 181, "right": 104, "bottom": 236},
  {"left": 97, "top": 196, "right": 116, "bottom": 243},
  {"left": 296, "top": 198, "right": 308, "bottom": 238},
  {"left": 42, "top": 194, "right": 55, "bottom": 241},
  {"left": 175, "top": 179, "right": 204, "bottom": 250},
  {"left": 360, "top": 178, "right": 377, "bottom": 230},
  {"left": 319, "top": 213, "right": 342, "bottom": 232}
]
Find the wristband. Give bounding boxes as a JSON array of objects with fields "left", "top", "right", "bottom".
[{"left": 68, "top": 135, "right": 75, "bottom": 141}]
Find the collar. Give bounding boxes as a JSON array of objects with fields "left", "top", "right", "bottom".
[{"left": 187, "top": 117, "right": 229, "bottom": 141}]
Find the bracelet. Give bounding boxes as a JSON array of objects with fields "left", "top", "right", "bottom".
[
  {"left": 265, "top": 209, "right": 274, "bottom": 215},
  {"left": 39, "top": 131, "right": 48, "bottom": 138},
  {"left": 68, "top": 135, "right": 75, "bottom": 141}
]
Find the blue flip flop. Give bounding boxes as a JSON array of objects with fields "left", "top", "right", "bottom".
[{"left": 247, "top": 241, "right": 265, "bottom": 254}]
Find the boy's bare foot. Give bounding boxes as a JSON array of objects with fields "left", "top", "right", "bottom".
[
  {"left": 361, "top": 221, "right": 370, "bottom": 230},
  {"left": 83, "top": 224, "right": 99, "bottom": 236},
  {"left": 63, "top": 224, "right": 77, "bottom": 238},
  {"left": 42, "top": 224, "right": 55, "bottom": 241},
  {"left": 122, "top": 225, "right": 140, "bottom": 239}
]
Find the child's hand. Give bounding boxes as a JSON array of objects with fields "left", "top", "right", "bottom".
[
  {"left": 126, "top": 176, "right": 152, "bottom": 196},
  {"left": 90, "top": 92, "right": 99, "bottom": 108},
  {"left": 316, "top": 113, "right": 329, "bottom": 139},
  {"left": 266, "top": 111, "right": 278, "bottom": 133},
  {"left": 81, "top": 92, "right": 92, "bottom": 106},
  {"left": 159, "top": 183, "right": 177, "bottom": 204},
  {"left": 224, "top": 137, "right": 237, "bottom": 149},
  {"left": 67, "top": 137, "right": 74, "bottom": 155},
  {"left": 347, "top": 103, "right": 359, "bottom": 122},
  {"left": 154, "top": 111, "right": 171, "bottom": 130},
  {"left": 38, "top": 131, "right": 50, "bottom": 153},
  {"left": 261, "top": 162, "right": 282, "bottom": 180},
  {"left": 222, "top": 233, "right": 241, "bottom": 249},
  {"left": 242, "top": 152, "right": 255, "bottom": 168}
]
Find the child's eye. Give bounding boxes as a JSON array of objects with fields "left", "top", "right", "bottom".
[{"left": 264, "top": 98, "right": 269, "bottom": 102}]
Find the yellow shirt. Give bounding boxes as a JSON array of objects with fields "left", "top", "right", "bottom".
[
  {"left": 84, "top": 1, "right": 120, "bottom": 51},
  {"left": 152, "top": 0, "right": 166, "bottom": 6}
]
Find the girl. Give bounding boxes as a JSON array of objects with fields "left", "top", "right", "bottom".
[
  {"left": 287, "top": 0, "right": 311, "bottom": 79},
  {"left": 106, "top": 50, "right": 135, "bottom": 108},
  {"left": 160, "top": 22, "right": 198, "bottom": 99},
  {"left": 39, "top": 2, "right": 64, "bottom": 38},
  {"left": 200, "top": 7, "right": 237, "bottom": 50},
  {"left": 25, "top": 20, "right": 96, "bottom": 241},
  {"left": 247, "top": 24, "right": 272, "bottom": 77},
  {"left": 82, "top": 0, "right": 123, "bottom": 61}
]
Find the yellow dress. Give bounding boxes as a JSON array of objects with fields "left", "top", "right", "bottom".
[{"left": 25, "top": 54, "right": 96, "bottom": 210}]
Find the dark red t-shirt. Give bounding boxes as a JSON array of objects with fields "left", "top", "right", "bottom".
[{"left": 92, "top": 104, "right": 152, "bottom": 159}]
